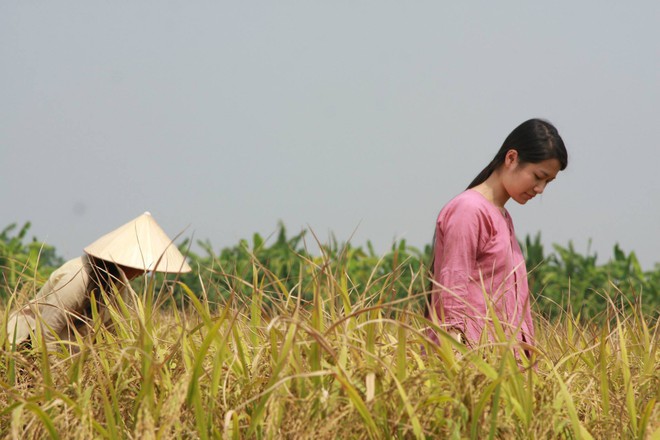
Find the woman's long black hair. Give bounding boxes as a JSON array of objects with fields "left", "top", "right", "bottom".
[{"left": 426, "top": 118, "right": 568, "bottom": 314}]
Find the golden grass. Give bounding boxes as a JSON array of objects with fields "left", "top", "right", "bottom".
[{"left": 1, "top": 262, "right": 659, "bottom": 439}]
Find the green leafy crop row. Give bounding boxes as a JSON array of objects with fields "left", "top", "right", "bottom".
[{"left": 2, "top": 222, "right": 658, "bottom": 320}]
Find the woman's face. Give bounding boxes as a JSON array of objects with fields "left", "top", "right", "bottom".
[{"left": 503, "top": 150, "right": 562, "bottom": 204}]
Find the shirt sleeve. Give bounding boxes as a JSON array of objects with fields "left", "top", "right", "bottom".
[
  {"left": 432, "top": 201, "right": 485, "bottom": 330},
  {"left": 33, "top": 258, "right": 88, "bottom": 339}
]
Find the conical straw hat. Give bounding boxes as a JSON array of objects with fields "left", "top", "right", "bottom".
[{"left": 83, "top": 212, "right": 192, "bottom": 273}]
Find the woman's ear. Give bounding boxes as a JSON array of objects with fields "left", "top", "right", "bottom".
[{"left": 504, "top": 149, "right": 519, "bottom": 168}]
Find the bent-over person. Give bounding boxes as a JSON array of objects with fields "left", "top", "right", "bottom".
[{"left": 6, "top": 211, "right": 191, "bottom": 349}]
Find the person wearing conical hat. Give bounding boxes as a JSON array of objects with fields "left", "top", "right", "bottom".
[{"left": 6, "top": 212, "right": 190, "bottom": 348}]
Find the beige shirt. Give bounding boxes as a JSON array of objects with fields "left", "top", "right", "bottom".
[{"left": 6, "top": 255, "right": 127, "bottom": 346}]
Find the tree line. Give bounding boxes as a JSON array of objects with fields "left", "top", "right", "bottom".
[{"left": 2, "top": 222, "right": 658, "bottom": 320}]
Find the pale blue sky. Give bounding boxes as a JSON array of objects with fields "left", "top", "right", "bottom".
[{"left": 1, "top": 2, "right": 659, "bottom": 269}]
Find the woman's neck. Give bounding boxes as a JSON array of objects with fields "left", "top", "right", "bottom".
[{"left": 471, "top": 172, "right": 510, "bottom": 210}]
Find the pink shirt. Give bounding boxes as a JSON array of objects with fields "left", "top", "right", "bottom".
[{"left": 430, "top": 189, "right": 534, "bottom": 346}]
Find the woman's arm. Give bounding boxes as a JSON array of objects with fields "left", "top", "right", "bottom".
[{"left": 431, "top": 201, "right": 484, "bottom": 333}]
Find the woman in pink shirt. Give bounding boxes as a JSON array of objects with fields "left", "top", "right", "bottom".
[{"left": 428, "top": 119, "right": 567, "bottom": 354}]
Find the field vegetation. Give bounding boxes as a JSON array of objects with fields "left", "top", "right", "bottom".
[{"left": 1, "top": 222, "right": 659, "bottom": 438}]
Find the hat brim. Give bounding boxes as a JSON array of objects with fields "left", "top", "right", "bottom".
[{"left": 83, "top": 212, "right": 192, "bottom": 273}]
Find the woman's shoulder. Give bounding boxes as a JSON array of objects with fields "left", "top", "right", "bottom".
[
  {"left": 46, "top": 257, "right": 87, "bottom": 285},
  {"left": 437, "top": 190, "right": 503, "bottom": 231},
  {"left": 442, "top": 190, "right": 493, "bottom": 216},
  {"left": 36, "top": 257, "right": 87, "bottom": 297}
]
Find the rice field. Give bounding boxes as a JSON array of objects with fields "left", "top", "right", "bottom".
[{"left": 1, "top": 255, "right": 659, "bottom": 439}]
